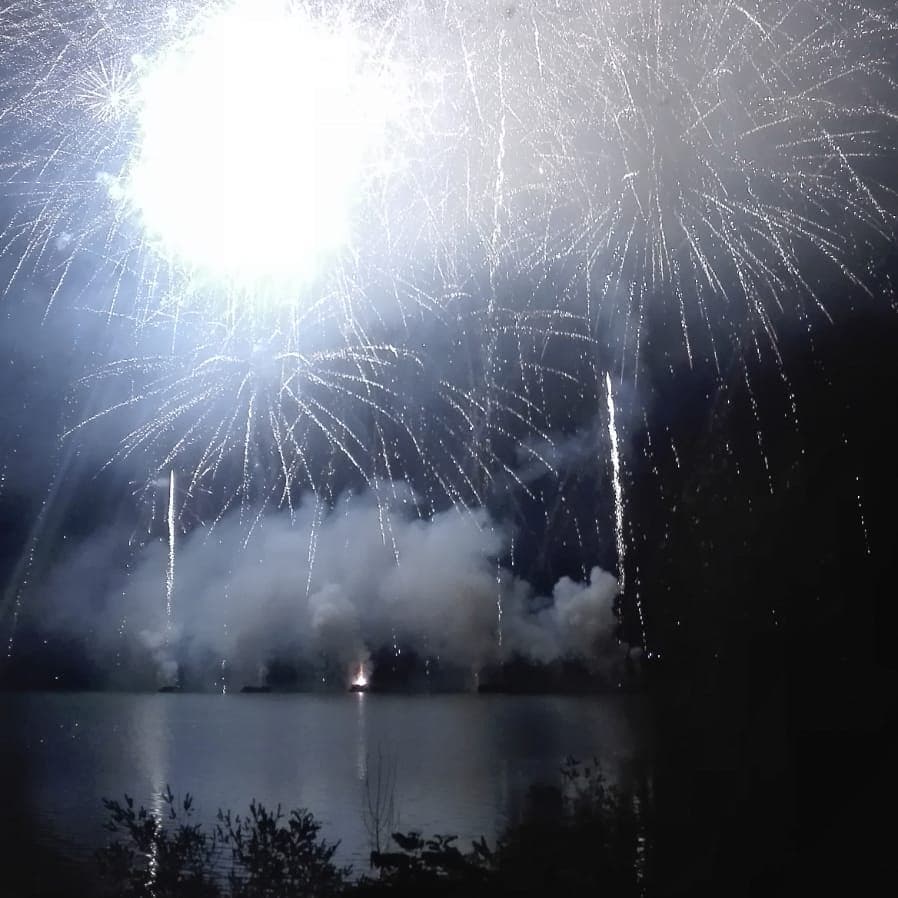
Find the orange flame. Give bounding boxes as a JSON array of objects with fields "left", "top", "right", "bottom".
[{"left": 351, "top": 666, "right": 368, "bottom": 688}]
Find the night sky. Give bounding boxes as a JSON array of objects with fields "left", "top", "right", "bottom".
[
  {"left": 0, "top": 0, "right": 896, "bottom": 715},
  {"left": 1, "top": 2, "right": 898, "bottom": 893}
]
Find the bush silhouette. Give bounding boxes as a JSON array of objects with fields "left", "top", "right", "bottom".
[
  {"left": 99, "top": 761, "right": 649, "bottom": 897},
  {"left": 99, "top": 790, "right": 348, "bottom": 898}
]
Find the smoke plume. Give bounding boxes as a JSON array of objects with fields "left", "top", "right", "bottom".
[{"left": 33, "top": 489, "right": 625, "bottom": 688}]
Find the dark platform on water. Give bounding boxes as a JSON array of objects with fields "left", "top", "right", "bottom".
[{"left": 240, "top": 685, "right": 272, "bottom": 693}]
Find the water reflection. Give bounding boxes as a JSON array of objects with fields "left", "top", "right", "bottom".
[
  {"left": 139, "top": 698, "right": 171, "bottom": 889},
  {"left": 3, "top": 692, "right": 648, "bottom": 873},
  {"left": 355, "top": 693, "right": 367, "bottom": 782}
]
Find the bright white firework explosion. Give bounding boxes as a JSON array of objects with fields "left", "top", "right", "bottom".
[
  {"left": 126, "top": 1, "right": 408, "bottom": 288},
  {"left": 1, "top": 0, "right": 569, "bottom": 522},
  {"left": 4, "top": 2, "right": 896, "bottom": 347},
  {"left": 1, "top": 2, "right": 897, "bottom": 619}
]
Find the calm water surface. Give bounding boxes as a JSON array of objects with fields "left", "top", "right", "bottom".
[{"left": 1, "top": 691, "right": 648, "bottom": 879}]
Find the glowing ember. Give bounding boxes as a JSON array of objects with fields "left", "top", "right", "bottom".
[{"left": 351, "top": 666, "right": 368, "bottom": 688}]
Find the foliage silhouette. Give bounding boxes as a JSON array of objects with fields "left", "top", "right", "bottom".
[
  {"left": 99, "top": 787, "right": 220, "bottom": 898},
  {"left": 217, "top": 802, "right": 350, "bottom": 898},
  {"left": 99, "top": 790, "right": 348, "bottom": 898},
  {"left": 99, "top": 760, "right": 649, "bottom": 897}
]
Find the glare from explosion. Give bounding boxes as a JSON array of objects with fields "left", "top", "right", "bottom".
[{"left": 126, "top": 1, "right": 409, "bottom": 288}]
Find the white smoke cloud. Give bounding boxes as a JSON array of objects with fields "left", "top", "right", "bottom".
[
  {"left": 501, "top": 567, "right": 620, "bottom": 665},
  {"left": 36, "top": 489, "right": 624, "bottom": 687}
]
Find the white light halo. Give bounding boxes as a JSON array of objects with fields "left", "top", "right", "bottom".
[{"left": 126, "top": 1, "right": 406, "bottom": 291}]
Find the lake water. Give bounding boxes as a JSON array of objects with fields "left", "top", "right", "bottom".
[{"left": 0, "top": 691, "right": 648, "bottom": 890}]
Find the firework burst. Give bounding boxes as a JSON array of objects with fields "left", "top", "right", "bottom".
[
  {"left": 541, "top": 1, "right": 898, "bottom": 368},
  {"left": 2, "top": 1, "right": 897, "bottom": 647},
  {"left": 4, "top": 2, "right": 895, "bottom": 368}
]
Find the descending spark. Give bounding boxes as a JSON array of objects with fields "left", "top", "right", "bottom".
[
  {"left": 856, "top": 475, "right": 871, "bottom": 558},
  {"left": 165, "top": 469, "right": 176, "bottom": 630},
  {"left": 495, "top": 555, "right": 503, "bottom": 647},
  {"left": 553, "top": 1, "right": 897, "bottom": 367},
  {"left": 843, "top": 433, "right": 872, "bottom": 557},
  {"left": 1, "top": 450, "right": 74, "bottom": 654},
  {"left": 606, "top": 372, "right": 628, "bottom": 596},
  {"left": 65, "top": 308, "right": 563, "bottom": 530}
]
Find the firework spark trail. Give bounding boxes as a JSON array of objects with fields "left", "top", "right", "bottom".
[
  {"left": 165, "top": 468, "right": 176, "bottom": 630},
  {"left": 606, "top": 372, "right": 647, "bottom": 644},
  {"left": 843, "top": 431, "right": 872, "bottom": 557},
  {"left": 605, "top": 374, "right": 625, "bottom": 594},
  {"left": 0, "top": 433, "right": 88, "bottom": 652},
  {"left": 60, "top": 311, "right": 565, "bottom": 532},
  {"left": 554, "top": 2, "right": 896, "bottom": 358}
]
